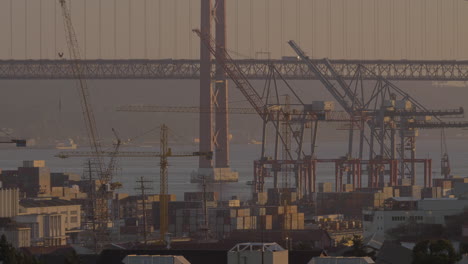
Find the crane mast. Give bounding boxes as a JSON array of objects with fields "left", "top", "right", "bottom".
[{"left": 59, "top": 0, "right": 109, "bottom": 250}]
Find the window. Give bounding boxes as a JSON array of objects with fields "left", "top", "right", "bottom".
[
  {"left": 391, "top": 216, "right": 406, "bottom": 221},
  {"left": 71, "top": 211, "right": 78, "bottom": 215},
  {"left": 70, "top": 216, "right": 78, "bottom": 223},
  {"left": 409, "top": 215, "right": 423, "bottom": 221}
]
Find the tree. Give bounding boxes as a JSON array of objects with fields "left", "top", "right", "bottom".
[
  {"left": 412, "top": 239, "right": 461, "bottom": 264},
  {"left": 0, "top": 234, "right": 41, "bottom": 264},
  {"left": 0, "top": 234, "right": 18, "bottom": 264},
  {"left": 342, "top": 235, "right": 375, "bottom": 259},
  {"left": 65, "top": 250, "right": 82, "bottom": 264},
  {"left": 351, "top": 235, "right": 367, "bottom": 257}
]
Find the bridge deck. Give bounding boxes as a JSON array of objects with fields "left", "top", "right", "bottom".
[{"left": 1, "top": 59, "right": 468, "bottom": 80}]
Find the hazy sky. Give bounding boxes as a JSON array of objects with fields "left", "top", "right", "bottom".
[
  {"left": 0, "top": 0, "right": 467, "bottom": 60},
  {"left": 0, "top": 0, "right": 467, "bottom": 146}
]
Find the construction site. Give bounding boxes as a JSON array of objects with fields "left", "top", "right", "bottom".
[{"left": 2, "top": 0, "right": 468, "bottom": 263}]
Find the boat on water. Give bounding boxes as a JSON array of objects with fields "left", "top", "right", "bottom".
[
  {"left": 248, "top": 139, "right": 262, "bottom": 145},
  {"left": 55, "top": 139, "right": 78, "bottom": 150}
]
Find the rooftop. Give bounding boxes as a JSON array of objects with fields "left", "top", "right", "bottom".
[{"left": 20, "top": 198, "right": 79, "bottom": 208}]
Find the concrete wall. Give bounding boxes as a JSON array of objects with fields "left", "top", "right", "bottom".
[{"left": 0, "top": 188, "right": 19, "bottom": 217}]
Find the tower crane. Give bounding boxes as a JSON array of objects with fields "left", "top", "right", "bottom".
[
  {"left": 440, "top": 128, "right": 451, "bottom": 179},
  {"left": 56, "top": 124, "right": 213, "bottom": 243},
  {"left": 116, "top": 104, "right": 358, "bottom": 123},
  {"left": 58, "top": 0, "right": 110, "bottom": 250}
]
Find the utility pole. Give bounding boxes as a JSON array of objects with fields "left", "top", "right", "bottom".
[
  {"left": 201, "top": 174, "right": 209, "bottom": 241},
  {"left": 135, "top": 176, "right": 153, "bottom": 245},
  {"left": 159, "top": 124, "right": 169, "bottom": 241}
]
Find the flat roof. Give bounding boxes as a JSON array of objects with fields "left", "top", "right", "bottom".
[{"left": 20, "top": 199, "right": 79, "bottom": 208}]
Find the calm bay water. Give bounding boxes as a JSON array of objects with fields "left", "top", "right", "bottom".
[{"left": 0, "top": 138, "right": 467, "bottom": 200}]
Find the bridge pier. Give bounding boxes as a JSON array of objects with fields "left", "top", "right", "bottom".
[{"left": 196, "top": 0, "right": 238, "bottom": 183}]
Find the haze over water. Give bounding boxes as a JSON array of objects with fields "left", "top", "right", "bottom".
[{"left": 0, "top": 138, "right": 466, "bottom": 200}]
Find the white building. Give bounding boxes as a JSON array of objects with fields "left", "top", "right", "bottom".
[
  {"left": 363, "top": 198, "right": 468, "bottom": 238},
  {"left": 123, "top": 255, "right": 190, "bottom": 264},
  {"left": 227, "top": 243, "right": 288, "bottom": 264},
  {"left": 14, "top": 198, "right": 81, "bottom": 246}
]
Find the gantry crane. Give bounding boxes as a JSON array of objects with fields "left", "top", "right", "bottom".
[
  {"left": 287, "top": 40, "right": 468, "bottom": 185},
  {"left": 57, "top": 124, "right": 213, "bottom": 243},
  {"left": 59, "top": 0, "right": 110, "bottom": 250}
]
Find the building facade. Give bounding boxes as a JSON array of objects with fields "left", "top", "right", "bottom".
[
  {"left": 363, "top": 198, "right": 468, "bottom": 238},
  {"left": 0, "top": 188, "right": 19, "bottom": 218},
  {"left": 14, "top": 198, "right": 81, "bottom": 246}
]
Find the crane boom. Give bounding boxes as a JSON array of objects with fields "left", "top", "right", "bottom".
[
  {"left": 288, "top": 40, "right": 362, "bottom": 114},
  {"left": 56, "top": 151, "right": 212, "bottom": 159},
  {"left": 59, "top": 0, "right": 109, "bottom": 251},
  {"left": 193, "top": 29, "right": 267, "bottom": 119},
  {"left": 59, "top": 0, "right": 104, "bottom": 172}
]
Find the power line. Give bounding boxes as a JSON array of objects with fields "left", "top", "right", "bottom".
[
  {"left": 114, "top": 0, "right": 117, "bottom": 58},
  {"left": 84, "top": 0, "right": 87, "bottom": 59},
  {"left": 174, "top": 0, "right": 178, "bottom": 59},
  {"left": 40, "top": 0, "right": 43, "bottom": 59},
  {"left": 373, "top": 0, "right": 377, "bottom": 59},
  {"left": 453, "top": 0, "right": 458, "bottom": 59},
  {"left": 439, "top": 0, "right": 442, "bottom": 59},
  {"left": 406, "top": 0, "right": 410, "bottom": 59},
  {"left": 359, "top": 0, "right": 363, "bottom": 59},
  {"left": 250, "top": 0, "right": 254, "bottom": 58},
  {"left": 391, "top": 0, "right": 395, "bottom": 58},
  {"left": 10, "top": 0, "right": 13, "bottom": 58},
  {"left": 144, "top": 0, "right": 147, "bottom": 59},
  {"left": 342, "top": 0, "right": 346, "bottom": 59},
  {"left": 24, "top": 0, "right": 27, "bottom": 59},
  {"left": 158, "top": 0, "right": 161, "bottom": 59},
  {"left": 129, "top": 0, "right": 132, "bottom": 58},
  {"left": 296, "top": 0, "right": 300, "bottom": 45},
  {"left": 265, "top": 0, "right": 269, "bottom": 54},
  {"left": 99, "top": 0, "right": 102, "bottom": 58},
  {"left": 281, "top": 0, "right": 284, "bottom": 57},
  {"left": 236, "top": 0, "right": 239, "bottom": 58},
  {"left": 455, "top": 0, "right": 459, "bottom": 59},
  {"left": 329, "top": 0, "right": 333, "bottom": 58},
  {"left": 55, "top": 0, "right": 57, "bottom": 59},
  {"left": 342, "top": 0, "right": 346, "bottom": 58},
  {"left": 188, "top": 0, "right": 192, "bottom": 59},
  {"left": 422, "top": 0, "right": 427, "bottom": 59}
]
